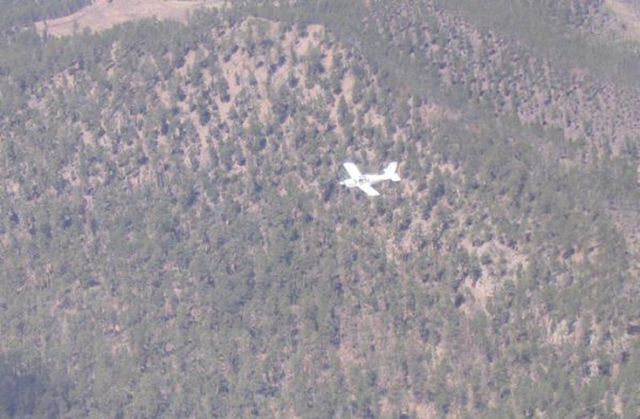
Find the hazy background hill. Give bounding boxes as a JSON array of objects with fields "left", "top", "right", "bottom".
[{"left": 0, "top": 0, "right": 639, "bottom": 417}]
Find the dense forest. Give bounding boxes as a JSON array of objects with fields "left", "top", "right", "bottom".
[{"left": 1, "top": 0, "right": 639, "bottom": 417}]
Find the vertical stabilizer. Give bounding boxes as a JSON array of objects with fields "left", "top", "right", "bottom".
[{"left": 384, "top": 162, "right": 401, "bottom": 181}]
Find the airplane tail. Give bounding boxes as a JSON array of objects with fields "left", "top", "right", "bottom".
[{"left": 384, "top": 162, "right": 401, "bottom": 182}]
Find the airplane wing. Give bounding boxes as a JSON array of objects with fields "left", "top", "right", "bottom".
[
  {"left": 358, "top": 183, "right": 380, "bottom": 196},
  {"left": 343, "top": 162, "right": 362, "bottom": 179}
]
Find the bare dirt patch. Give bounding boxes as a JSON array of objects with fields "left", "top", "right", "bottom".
[
  {"left": 605, "top": 0, "right": 640, "bottom": 42},
  {"left": 35, "top": 0, "right": 226, "bottom": 37}
]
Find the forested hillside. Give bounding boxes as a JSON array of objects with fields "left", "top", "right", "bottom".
[{"left": 1, "top": 0, "right": 639, "bottom": 417}]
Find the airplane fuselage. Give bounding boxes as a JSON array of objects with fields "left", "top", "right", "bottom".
[{"left": 340, "top": 174, "right": 391, "bottom": 188}]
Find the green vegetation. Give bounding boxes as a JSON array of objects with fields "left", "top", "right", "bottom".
[
  {"left": 435, "top": 0, "right": 640, "bottom": 86},
  {"left": 0, "top": 0, "right": 638, "bottom": 417}
]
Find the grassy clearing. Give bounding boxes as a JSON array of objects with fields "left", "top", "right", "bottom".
[{"left": 35, "top": 0, "right": 226, "bottom": 37}]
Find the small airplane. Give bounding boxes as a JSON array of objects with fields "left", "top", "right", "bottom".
[{"left": 340, "top": 161, "right": 401, "bottom": 196}]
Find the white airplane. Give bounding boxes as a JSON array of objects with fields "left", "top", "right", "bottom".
[{"left": 340, "top": 162, "right": 401, "bottom": 196}]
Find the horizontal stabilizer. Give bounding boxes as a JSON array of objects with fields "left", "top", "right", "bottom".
[{"left": 384, "top": 162, "right": 401, "bottom": 182}]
